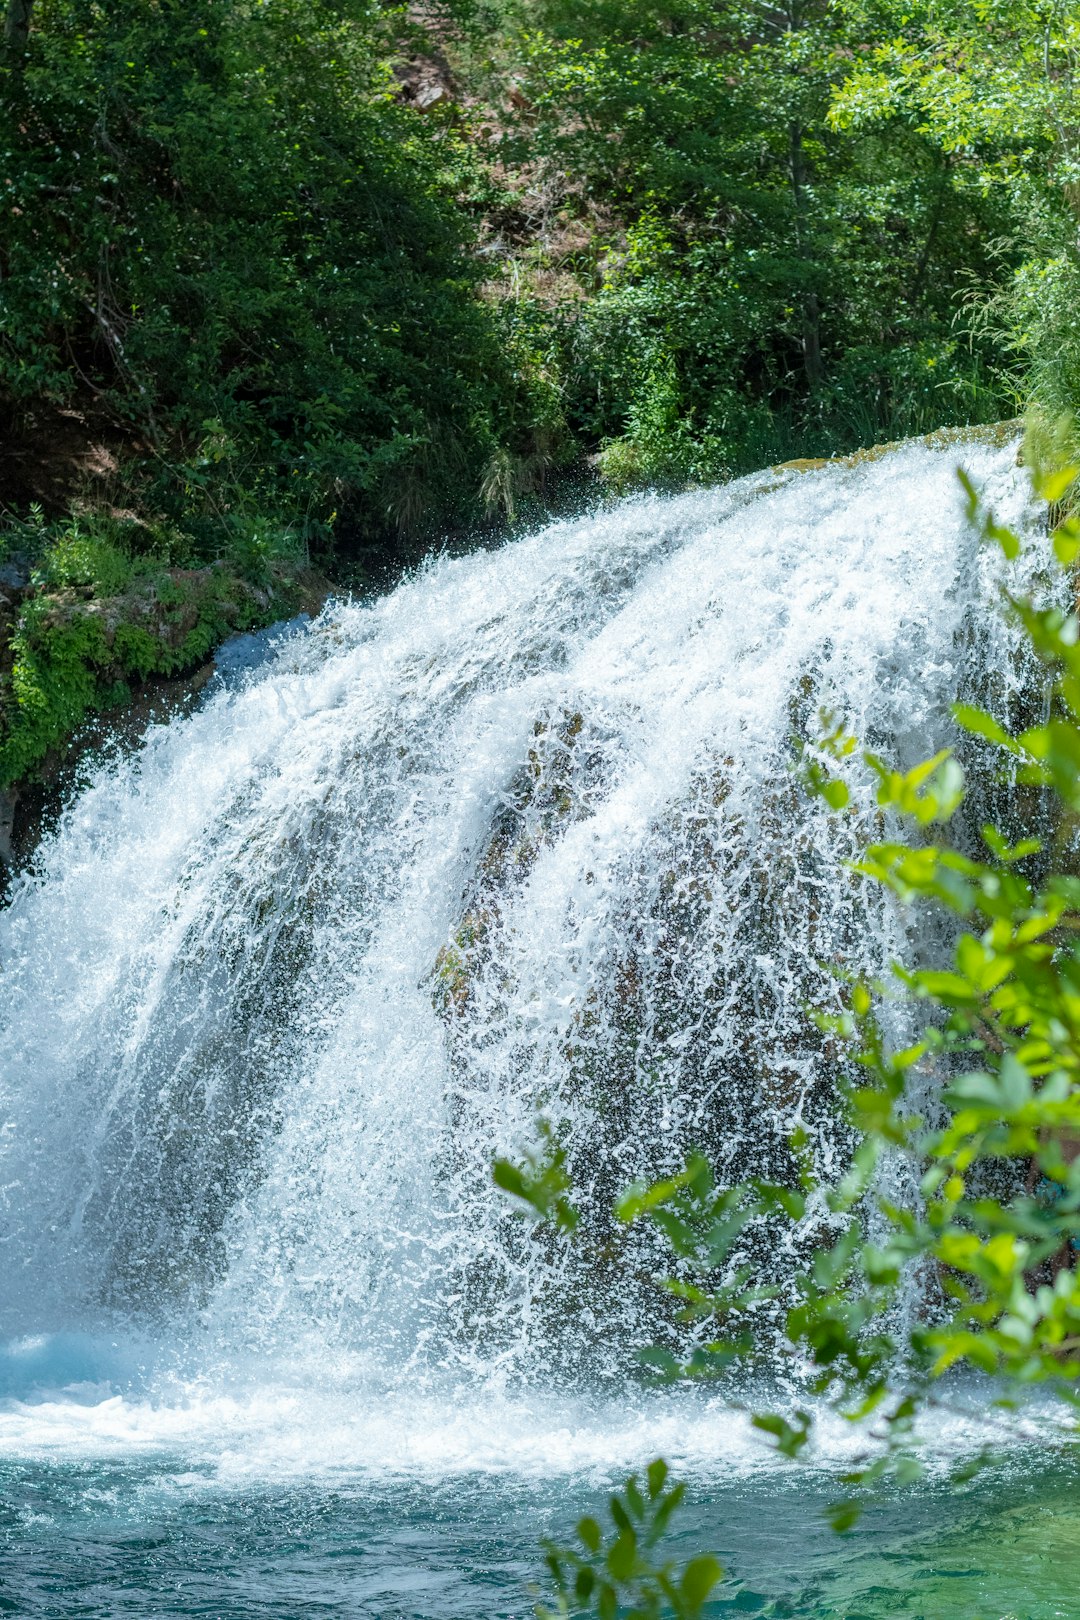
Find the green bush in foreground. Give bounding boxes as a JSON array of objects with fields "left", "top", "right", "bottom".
[
  {"left": 537, "top": 1461, "right": 722, "bottom": 1620},
  {"left": 500, "top": 459, "right": 1080, "bottom": 1612}
]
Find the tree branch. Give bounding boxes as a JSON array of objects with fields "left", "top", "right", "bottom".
[{"left": 4, "top": 0, "right": 33, "bottom": 53}]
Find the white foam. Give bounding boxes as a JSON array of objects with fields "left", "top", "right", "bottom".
[{"left": 0, "top": 1333, "right": 1070, "bottom": 1489}]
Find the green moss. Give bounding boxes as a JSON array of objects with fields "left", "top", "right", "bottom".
[
  {"left": 432, "top": 913, "right": 492, "bottom": 1018},
  {"left": 0, "top": 563, "right": 301, "bottom": 785}
]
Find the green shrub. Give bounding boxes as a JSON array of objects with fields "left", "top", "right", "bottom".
[{"left": 0, "top": 507, "right": 302, "bottom": 783}]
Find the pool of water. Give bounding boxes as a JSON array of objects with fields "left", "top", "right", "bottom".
[
  {"left": 6, "top": 1448, "right": 1080, "bottom": 1618},
  {"left": 2, "top": 1360, "right": 1078, "bottom": 1618}
]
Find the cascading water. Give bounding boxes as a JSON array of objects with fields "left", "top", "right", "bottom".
[{"left": 0, "top": 435, "right": 1053, "bottom": 1468}]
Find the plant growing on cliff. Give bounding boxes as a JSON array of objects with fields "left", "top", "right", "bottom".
[{"left": 0, "top": 509, "right": 308, "bottom": 783}]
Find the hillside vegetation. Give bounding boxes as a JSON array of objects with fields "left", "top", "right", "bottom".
[{"left": 1, "top": 0, "right": 1077, "bottom": 788}]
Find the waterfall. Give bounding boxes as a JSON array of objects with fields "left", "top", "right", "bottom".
[{"left": 0, "top": 436, "right": 1047, "bottom": 1420}]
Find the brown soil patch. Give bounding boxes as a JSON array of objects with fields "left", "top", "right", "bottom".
[{"left": 0, "top": 400, "right": 137, "bottom": 515}]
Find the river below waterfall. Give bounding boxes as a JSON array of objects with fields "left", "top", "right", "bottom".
[
  {"left": 2, "top": 432, "right": 1074, "bottom": 1616},
  {"left": 2, "top": 1376, "right": 1079, "bottom": 1616}
]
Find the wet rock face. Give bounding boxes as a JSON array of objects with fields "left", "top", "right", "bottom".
[
  {"left": 0, "top": 786, "right": 15, "bottom": 871},
  {"left": 0, "top": 658, "right": 217, "bottom": 903},
  {"left": 0, "top": 566, "right": 29, "bottom": 896},
  {"left": 432, "top": 708, "right": 598, "bottom": 1019},
  {"left": 428, "top": 698, "right": 871, "bottom": 1352},
  {"left": 0, "top": 560, "right": 31, "bottom": 592}
]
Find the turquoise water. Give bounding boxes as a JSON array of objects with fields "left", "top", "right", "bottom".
[
  {"left": 3, "top": 1406, "right": 1079, "bottom": 1618},
  {"left": 1, "top": 1338, "right": 1076, "bottom": 1617}
]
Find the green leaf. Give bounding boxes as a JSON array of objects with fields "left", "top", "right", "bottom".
[
  {"left": 826, "top": 1499, "right": 863, "bottom": 1532},
  {"left": 952, "top": 704, "right": 1017, "bottom": 751},
  {"left": 575, "top": 1566, "right": 597, "bottom": 1602},
  {"left": 637, "top": 1346, "right": 682, "bottom": 1379},
  {"left": 1054, "top": 523, "right": 1080, "bottom": 567},
  {"left": 1039, "top": 464, "right": 1079, "bottom": 504},
  {"left": 610, "top": 1497, "right": 633, "bottom": 1535},
  {"left": 752, "top": 1411, "right": 811, "bottom": 1458},
  {"left": 680, "top": 1554, "right": 724, "bottom": 1611},
  {"left": 606, "top": 1531, "right": 637, "bottom": 1581},
  {"left": 578, "top": 1516, "right": 602, "bottom": 1554},
  {"left": 492, "top": 1159, "right": 526, "bottom": 1198}
]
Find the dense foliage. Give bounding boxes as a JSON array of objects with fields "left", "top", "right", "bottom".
[
  {"left": 827, "top": 0, "right": 1080, "bottom": 455},
  {"left": 0, "top": 0, "right": 525, "bottom": 784},
  {"left": 1, "top": 0, "right": 1078, "bottom": 775},
  {"left": 460, "top": 0, "right": 1017, "bottom": 486},
  {"left": 0, "top": 0, "right": 532, "bottom": 544}
]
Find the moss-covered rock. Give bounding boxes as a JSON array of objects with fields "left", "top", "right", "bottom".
[
  {"left": 430, "top": 708, "right": 594, "bottom": 1024},
  {"left": 772, "top": 418, "right": 1023, "bottom": 478},
  {"left": 0, "top": 560, "right": 325, "bottom": 786}
]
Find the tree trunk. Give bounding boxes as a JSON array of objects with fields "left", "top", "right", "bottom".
[
  {"left": 4, "top": 0, "right": 33, "bottom": 52},
  {"left": 801, "top": 290, "right": 823, "bottom": 389},
  {"left": 789, "top": 120, "right": 824, "bottom": 389},
  {"left": 910, "top": 155, "right": 951, "bottom": 308}
]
